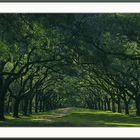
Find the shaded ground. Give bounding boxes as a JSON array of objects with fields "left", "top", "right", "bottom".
[{"left": 0, "top": 108, "right": 140, "bottom": 126}]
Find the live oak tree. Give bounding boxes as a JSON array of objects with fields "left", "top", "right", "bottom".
[{"left": 1, "top": 14, "right": 140, "bottom": 121}]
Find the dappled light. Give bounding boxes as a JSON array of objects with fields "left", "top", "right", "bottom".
[
  {"left": 0, "top": 14, "right": 140, "bottom": 126},
  {"left": 1, "top": 108, "right": 140, "bottom": 126}
]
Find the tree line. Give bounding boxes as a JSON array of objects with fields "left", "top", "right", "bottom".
[{"left": 0, "top": 14, "right": 140, "bottom": 121}]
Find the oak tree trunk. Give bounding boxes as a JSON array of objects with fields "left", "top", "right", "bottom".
[
  {"left": 135, "top": 94, "right": 140, "bottom": 116},
  {"left": 13, "top": 98, "right": 20, "bottom": 118}
]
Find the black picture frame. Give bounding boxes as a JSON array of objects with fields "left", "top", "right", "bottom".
[
  {"left": 0, "top": 138, "right": 140, "bottom": 140},
  {"left": 0, "top": 0, "right": 140, "bottom": 2}
]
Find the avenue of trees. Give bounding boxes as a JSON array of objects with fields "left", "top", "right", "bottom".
[{"left": 0, "top": 14, "right": 140, "bottom": 121}]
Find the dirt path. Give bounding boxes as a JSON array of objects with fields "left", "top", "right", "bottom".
[
  {"left": 55, "top": 107, "right": 72, "bottom": 117},
  {"left": 47, "top": 107, "right": 72, "bottom": 119},
  {"left": 33, "top": 108, "right": 73, "bottom": 122}
]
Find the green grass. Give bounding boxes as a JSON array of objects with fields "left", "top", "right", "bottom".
[
  {"left": 59, "top": 108, "right": 140, "bottom": 126},
  {"left": 0, "top": 108, "right": 140, "bottom": 127}
]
